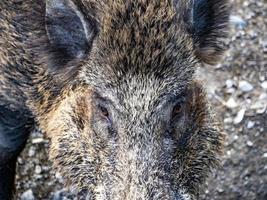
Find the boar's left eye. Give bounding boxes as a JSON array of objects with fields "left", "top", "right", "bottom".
[
  {"left": 172, "top": 103, "right": 182, "bottom": 116},
  {"left": 171, "top": 102, "right": 183, "bottom": 119},
  {"left": 169, "top": 100, "right": 187, "bottom": 138}
]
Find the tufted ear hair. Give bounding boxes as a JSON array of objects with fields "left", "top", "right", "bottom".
[
  {"left": 191, "top": 0, "right": 230, "bottom": 65},
  {"left": 45, "top": 0, "right": 97, "bottom": 69}
]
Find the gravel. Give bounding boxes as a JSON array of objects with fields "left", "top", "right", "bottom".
[
  {"left": 21, "top": 189, "right": 35, "bottom": 200},
  {"left": 238, "top": 81, "right": 254, "bottom": 92},
  {"left": 15, "top": 0, "right": 267, "bottom": 199}
]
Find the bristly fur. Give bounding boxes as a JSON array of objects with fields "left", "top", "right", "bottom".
[
  {"left": 0, "top": 0, "right": 229, "bottom": 199},
  {"left": 192, "top": 0, "right": 230, "bottom": 64}
]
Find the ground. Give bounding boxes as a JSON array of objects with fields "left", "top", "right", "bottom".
[{"left": 15, "top": 0, "right": 267, "bottom": 199}]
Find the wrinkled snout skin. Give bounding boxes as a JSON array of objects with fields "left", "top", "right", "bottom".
[{"left": 0, "top": 0, "right": 229, "bottom": 199}]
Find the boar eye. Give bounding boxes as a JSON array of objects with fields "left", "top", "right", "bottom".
[
  {"left": 99, "top": 105, "right": 110, "bottom": 120},
  {"left": 171, "top": 103, "right": 183, "bottom": 119}
]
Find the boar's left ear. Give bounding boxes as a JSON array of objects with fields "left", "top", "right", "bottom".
[
  {"left": 190, "top": 0, "right": 230, "bottom": 65},
  {"left": 45, "top": 0, "right": 97, "bottom": 68}
]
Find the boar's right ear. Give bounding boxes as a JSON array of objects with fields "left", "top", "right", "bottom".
[{"left": 45, "top": 0, "right": 97, "bottom": 69}]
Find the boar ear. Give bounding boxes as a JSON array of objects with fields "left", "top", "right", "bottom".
[
  {"left": 191, "top": 0, "right": 230, "bottom": 65},
  {"left": 45, "top": 0, "right": 96, "bottom": 67}
]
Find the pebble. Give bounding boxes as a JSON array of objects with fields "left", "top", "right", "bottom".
[
  {"left": 217, "top": 187, "right": 224, "bottom": 193},
  {"left": 17, "top": 157, "right": 24, "bottom": 165},
  {"left": 28, "top": 147, "right": 35, "bottom": 157},
  {"left": 256, "top": 105, "right": 266, "bottom": 114},
  {"left": 239, "top": 81, "right": 254, "bottom": 92},
  {"left": 259, "top": 93, "right": 267, "bottom": 100},
  {"left": 230, "top": 15, "right": 247, "bottom": 29},
  {"left": 259, "top": 76, "right": 265, "bottom": 82},
  {"left": 225, "top": 87, "right": 236, "bottom": 94},
  {"left": 246, "top": 141, "right": 253, "bottom": 147},
  {"left": 233, "top": 135, "right": 239, "bottom": 141},
  {"left": 263, "top": 153, "right": 267, "bottom": 158},
  {"left": 262, "top": 40, "right": 267, "bottom": 53},
  {"left": 247, "top": 121, "right": 255, "bottom": 129},
  {"left": 250, "top": 101, "right": 265, "bottom": 110},
  {"left": 261, "top": 81, "right": 267, "bottom": 89},
  {"left": 35, "top": 165, "right": 42, "bottom": 174},
  {"left": 42, "top": 166, "right": 50, "bottom": 172},
  {"left": 32, "top": 138, "right": 45, "bottom": 144},
  {"left": 250, "top": 99, "right": 267, "bottom": 114},
  {"left": 21, "top": 189, "right": 35, "bottom": 200},
  {"left": 225, "top": 79, "right": 236, "bottom": 88},
  {"left": 234, "top": 109, "right": 246, "bottom": 124},
  {"left": 224, "top": 117, "right": 233, "bottom": 124},
  {"left": 225, "top": 97, "right": 238, "bottom": 109}
]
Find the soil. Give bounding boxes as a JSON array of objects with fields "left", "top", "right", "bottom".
[{"left": 15, "top": 0, "right": 267, "bottom": 199}]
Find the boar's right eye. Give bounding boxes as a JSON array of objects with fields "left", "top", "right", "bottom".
[
  {"left": 93, "top": 103, "right": 115, "bottom": 138},
  {"left": 98, "top": 105, "right": 110, "bottom": 121}
]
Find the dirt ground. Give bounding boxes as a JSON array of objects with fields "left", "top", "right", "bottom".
[{"left": 15, "top": 0, "right": 267, "bottom": 199}]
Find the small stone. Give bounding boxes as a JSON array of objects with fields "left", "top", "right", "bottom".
[
  {"left": 32, "top": 138, "right": 44, "bottom": 144},
  {"left": 230, "top": 15, "right": 247, "bottom": 29},
  {"left": 42, "top": 166, "right": 50, "bottom": 172},
  {"left": 28, "top": 147, "right": 35, "bottom": 157},
  {"left": 262, "top": 41, "right": 267, "bottom": 53},
  {"left": 259, "top": 93, "right": 267, "bottom": 100},
  {"left": 234, "top": 109, "right": 246, "bottom": 124},
  {"left": 250, "top": 99, "right": 267, "bottom": 114},
  {"left": 263, "top": 153, "right": 267, "bottom": 158},
  {"left": 225, "top": 97, "right": 238, "bottom": 109},
  {"left": 225, "top": 87, "right": 236, "bottom": 94},
  {"left": 21, "top": 189, "right": 35, "bottom": 200},
  {"left": 247, "top": 121, "right": 255, "bottom": 129},
  {"left": 257, "top": 105, "right": 266, "bottom": 114},
  {"left": 35, "top": 165, "right": 42, "bottom": 174},
  {"left": 251, "top": 101, "right": 265, "bottom": 110},
  {"left": 233, "top": 135, "right": 239, "bottom": 140},
  {"left": 35, "top": 175, "right": 43, "bottom": 180},
  {"left": 225, "top": 79, "right": 236, "bottom": 88},
  {"left": 17, "top": 157, "right": 24, "bottom": 165},
  {"left": 259, "top": 76, "right": 265, "bottom": 82},
  {"left": 261, "top": 81, "right": 267, "bottom": 89},
  {"left": 224, "top": 117, "right": 233, "bottom": 124},
  {"left": 239, "top": 81, "right": 254, "bottom": 92},
  {"left": 217, "top": 187, "right": 224, "bottom": 193},
  {"left": 246, "top": 141, "right": 253, "bottom": 147}
]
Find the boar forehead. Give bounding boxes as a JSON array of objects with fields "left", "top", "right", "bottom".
[
  {"left": 80, "top": 70, "right": 192, "bottom": 115},
  {"left": 78, "top": 0, "right": 197, "bottom": 100}
]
